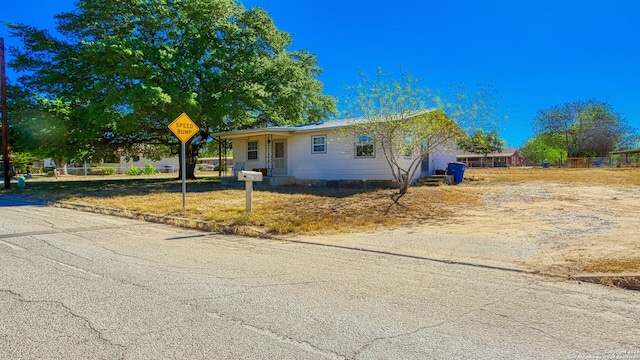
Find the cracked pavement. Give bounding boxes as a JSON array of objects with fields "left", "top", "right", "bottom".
[{"left": 0, "top": 199, "right": 638, "bottom": 359}]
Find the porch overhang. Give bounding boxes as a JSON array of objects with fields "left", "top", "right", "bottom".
[{"left": 212, "top": 128, "right": 295, "bottom": 140}]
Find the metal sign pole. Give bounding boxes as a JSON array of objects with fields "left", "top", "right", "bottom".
[
  {"left": 181, "top": 142, "right": 186, "bottom": 209},
  {"left": 168, "top": 113, "right": 198, "bottom": 210}
]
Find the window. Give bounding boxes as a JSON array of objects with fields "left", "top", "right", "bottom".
[
  {"left": 275, "top": 142, "right": 285, "bottom": 158},
  {"left": 311, "top": 135, "right": 326, "bottom": 153},
  {"left": 355, "top": 134, "right": 374, "bottom": 158},
  {"left": 247, "top": 141, "right": 258, "bottom": 160},
  {"left": 132, "top": 155, "right": 140, "bottom": 162},
  {"left": 404, "top": 133, "right": 413, "bottom": 158}
]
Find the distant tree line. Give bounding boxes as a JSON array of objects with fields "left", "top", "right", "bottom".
[{"left": 521, "top": 99, "right": 637, "bottom": 165}]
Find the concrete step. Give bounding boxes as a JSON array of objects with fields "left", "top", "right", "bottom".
[{"left": 416, "top": 175, "right": 452, "bottom": 186}]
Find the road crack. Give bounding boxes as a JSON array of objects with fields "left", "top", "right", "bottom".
[
  {"left": 0, "top": 288, "right": 127, "bottom": 358},
  {"left": 183, "top": 299, "right": 347, "bottom": 359}
]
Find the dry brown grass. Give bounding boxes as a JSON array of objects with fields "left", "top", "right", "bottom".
[
  {"left": 465, "top": 166, "right": 640, "bottom": 186},
  {"left": 12, "top": 167, "right": 640, "bottom": 238},
  {"left": 64, "top": 184, "right": 474, "bottom": 235},
  {"left": 581, "top": 258, "right": 640, "bottom": 273}
]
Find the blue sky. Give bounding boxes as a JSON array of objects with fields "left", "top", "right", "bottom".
[{"left": 2, "top": 0, "right": 639, "bottom": 147}]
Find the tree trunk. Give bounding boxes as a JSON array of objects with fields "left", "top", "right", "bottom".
[
  {"left": 54, "top": 158, "right": 68, "bottom": 176},
  {"left": 186, "top": 147, "right": 196, "bottom": 179},
  {"left": 394, "top": 171, "right": 411, "bottom": 202},
  {"left": 178, "top": 141, "right": 200, "bottom": 180}
]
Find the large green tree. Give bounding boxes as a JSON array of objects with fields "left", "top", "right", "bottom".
[
  {"left": 532, "top": 99, "right": 634, "bottom": 158},
  {"left": 7, "top": 0, "right": 335, "bottom": 178},
  {"left": 520, "top": 132, "right": 566, "bottom": 166},
  {"left": 6, "top": 82, "right": 127, "bottom": 174}
]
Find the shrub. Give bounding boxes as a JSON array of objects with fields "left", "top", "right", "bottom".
[
  {"left": 126, "top": 165, "right": 142, "bottom": 176},
  {"left": 89, "top": 166, "right": 116, "bottom": 175},
  {"left": 97, "top": 166, "right": 116, "bottom": 175},
  {"left": 143, "top": 163, "right": 157, "bottom": 175},
  {"left": 214, "top": 163, "right": 227, "bottom": 171}
]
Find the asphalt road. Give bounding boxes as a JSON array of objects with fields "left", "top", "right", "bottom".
[{"left": 0, "top": 198, "right": 638, "bottom": 359}]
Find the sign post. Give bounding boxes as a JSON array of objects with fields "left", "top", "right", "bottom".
[{"left": 168, "top": 113, "right": 199, "bottom": 208}]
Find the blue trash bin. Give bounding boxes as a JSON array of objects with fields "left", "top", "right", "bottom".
[
  {"left": 447, "top": 162, "right": 466, "bottom": 184},
  {"left": 542, "top": 161, "right": 549, "bottom": 168}
]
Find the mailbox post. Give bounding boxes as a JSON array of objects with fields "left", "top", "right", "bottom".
[{"left": 238, "top": 170, "right": 263, "bottom": 212}]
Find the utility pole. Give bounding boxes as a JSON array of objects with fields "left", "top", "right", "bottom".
[{"left": 0, "top": 38, "right": 10, "bottom": 189}]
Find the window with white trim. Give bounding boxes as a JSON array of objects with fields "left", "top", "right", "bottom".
[
  {"left": 404, "top": 133, "right": 413, "bottom": 158},
  {"left": 247, "top": 141, "right": 258, "bottom": 160},
  {"left": 311, "top": 135, "right": 326, "bottom": 153},
  {"left": 355, "top": 134, "right": 374, "bottom": 158}
]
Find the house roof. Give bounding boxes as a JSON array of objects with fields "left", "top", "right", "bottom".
[
  {"left": 609, "top": 148, "right": 640, "bottom": 155},
  {"left": 456, "top": 147, "right": 521, "bottom": 158},
  {"left": 212, "top": 109, "right": 446, "bottom": 139}
]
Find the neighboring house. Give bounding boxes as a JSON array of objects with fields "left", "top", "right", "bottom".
[
  {"left": 45, "top": 153, "right": 180, "bottom": 175},
  {"left": 116, "top": 154, "right": 180, "bottom": 173},
  {"left": 456, "top": 147, "right": 525, "bottom": 168},
  {"left": 213, "top": 111, "right": 458, "bottom": 186},
  {"left": 70, "top": 155, "right": 180, "bottom": 174}
]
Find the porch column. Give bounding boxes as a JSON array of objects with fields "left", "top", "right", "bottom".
[{"left": 266, "top": 134, "right": 272, "bottom": 177}]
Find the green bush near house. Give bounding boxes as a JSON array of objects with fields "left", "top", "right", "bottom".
[
  {"left": 93, "top": 166, "right": 116, "bottom": 175},
  {"left": 143, "top": 163, "right": 157, "bottom": 175},
  {"left": 126, "top": 165, "right": 142, "bottom": 176}
]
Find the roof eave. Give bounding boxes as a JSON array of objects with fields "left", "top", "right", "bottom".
[{"left": 212, "top": 128, "right": 295, "bottom": 139}]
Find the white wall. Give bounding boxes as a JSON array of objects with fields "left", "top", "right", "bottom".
[
  {"left": 231, "top": 131, "right": 458, "bottom": 181},
  {"left": 430, "top": 141, "right": 458, "bottom": 174},
  {"left": 286, "top": 130, "right": 394, "bottom": 181},
  {"left": 232, "top": 136, "right": 268, "bottom": 170}
]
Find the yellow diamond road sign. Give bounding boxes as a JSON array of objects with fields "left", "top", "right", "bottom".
[{"left": 169, "top": 113, "right": 199, "bottom": 143}]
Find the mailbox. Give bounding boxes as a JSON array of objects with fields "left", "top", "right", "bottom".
[{"left": 238, "top": 170, "right": 263, "bottom": 182}]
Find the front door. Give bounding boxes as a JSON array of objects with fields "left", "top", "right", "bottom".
[
  {"left": 421, "top": 153, "right": 430, "bottom": 176},
  {"left": 272, "top": 141, "right": 287, "bottom": 175}
]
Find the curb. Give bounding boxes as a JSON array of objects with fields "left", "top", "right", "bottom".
[{"left": 571, "top": 274, "right": 640, "bottom": 291}]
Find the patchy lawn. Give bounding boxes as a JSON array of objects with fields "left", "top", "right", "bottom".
[{"left": 7, "top": 176, "right": 476, "bottom": 235}]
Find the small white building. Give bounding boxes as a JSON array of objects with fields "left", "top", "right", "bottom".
[
  {"left": 213, "top": 110, "right": 458, "bottom": 187},
  {"left": 116, "top": 154, "right": 180, "bottom": 173}
]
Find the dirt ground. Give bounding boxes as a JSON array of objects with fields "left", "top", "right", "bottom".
[{"left": 415, "top": 180, "right": 640, "bottom": 275}]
